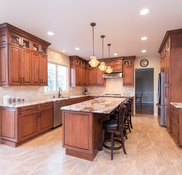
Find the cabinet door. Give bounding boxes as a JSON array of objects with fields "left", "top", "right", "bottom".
[
  {"left": 0, "top": 45, "right": 8, "bottom": 85},
  {"left": 19, "top": 112, "right": 39, "bottom": 141},
  {"left": 123, "top": 65, "right": 134, "bottom": 86},
  {"left": 75, "top": 65, "right": 81, "bottom": 86},
  {"left": 20, "top": 49, "right": 31, "bottom": 84},
  {"left": 9, "top": 45, "right": 21, "bottom": 85},
  {"left": 39, "top": 54, "right": 48, "bottom": 85},
  {"left": 81, "top": 65, "right": 86, "bottom": 86},
  {"left": 85, "top": 68, "right": 89, "bottom": 86},
  {"left": 89, "top": 68, "right": 96, "bottom": 86},
  {"left": 96, "top": 68, "right": 105, "bottom": 86},
  {"left": 31, "top": 52, "right": 39, "bottom": 84},
  {"left": 9, "top": 33, "right": 21, "bottom": 47},
  {"left": 39, "top": 108, "right": 52, "bottom": 133}
]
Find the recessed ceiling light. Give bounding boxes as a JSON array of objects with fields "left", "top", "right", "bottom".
[
  {"left": 140, "top": 9, "right": 149, "bottom": 15},
  {"left": 75, "top": 47, "right": 80, "bottom": 51},
  {"left": 62, "top": 50, "right": 66, "bottom": 53},
  {"left": 47, "top": 31, "right": 54, "bottom": 36},
  {"left": 113, "top": 53, "right": 118, "bottom": 56},
  {"left": 141, "top": 36, "right": 147, "bottom": 41},
  {"left": 141, "top": 49, "right": 147, "bottom": 53}
]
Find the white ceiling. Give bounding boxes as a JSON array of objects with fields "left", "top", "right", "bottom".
[{"left": 0, "top": 0, "right": 182, "bottom": 59}]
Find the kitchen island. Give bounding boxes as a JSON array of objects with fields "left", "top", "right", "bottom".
[{"left": 61, "top": 97, "right": 127, "bottom": 161}]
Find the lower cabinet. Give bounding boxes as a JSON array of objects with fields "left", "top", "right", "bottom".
[
  {"left": 0, "top": 102, "right": 52, "bottom": 147},
  {"left": 19, "top": 111, "right": 39, "bottom": 142},
  {"left": 39, "top": 108, "right": 52, "bottom": 132},
  {"left": 170, "top": 105, "right": 182, "bottom": 145}
]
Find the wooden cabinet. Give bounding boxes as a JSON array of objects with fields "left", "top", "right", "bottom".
[
  {"left": 159, "top": 29, "right": 182, "bottom": 137},
  {"left": 31, "top": 52, "right": 40, "bottom": 84},
  {"left": 9, "top": 45, "right": 21, "bottom": 85},
  {"left": 123, "top": 58, "right": 134, "bottom": 86},
  {"left": 70, "top": 56, "right": 86, "bottom": 87},
  {"left": 96, "top": 68, "right": 105, "bottom": 86},
  {"left": 0, "top": 102, "right": 52, "bottom": 147},
  {"left": 0, "top": 23, "right": 51, "bottom": 86},
  {"left": 21, "top": 49, "right": 31, "bottom": 84},
  {"left": 39, "top": 109, "right": 52, "bottom": 132},
  {"left": 105, "top": 60, "right": 122, "bottom": 73},
  {"left": 170, "top": 105, "right": 182, "bottom": 145},
  {"left": 19, "top": 111, "right": 39, "bottom": 141},
  {"left": 88, "top": 68, "right": 96, "bottom": 86},
  {"left": 0, "top": 44, "right": 8, "bottom": 85},
  {"left": 39, "top": 54, "right": 48, "bottom": 85}
]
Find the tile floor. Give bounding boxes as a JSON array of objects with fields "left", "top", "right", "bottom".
[{"left": 0, "top": 114, "right": 182, "bottom": 175}]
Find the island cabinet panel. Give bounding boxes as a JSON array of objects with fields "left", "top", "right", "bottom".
[
  {"left": 62, "top": 110, "right": 108, "bottom": 161},
  {"left": 0, "top": 23, "right": 51, "bottom": 86},
  {"left": 64, "top": 112, "right": 90, "bottom": 150}
]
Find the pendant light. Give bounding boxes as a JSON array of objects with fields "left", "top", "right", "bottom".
[
  {"left": 106, "top": 43, "right": 113, "bottom": 73},
  {"left": 89, "top": 22, "right": 100, "bottom": 67},
  {"left": 99, "top": 35, "right": 107, "bottom": 71}
]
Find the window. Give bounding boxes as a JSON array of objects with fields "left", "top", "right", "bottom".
[{"left": 45, "top": 63, "right": 68, "bottom": 93}]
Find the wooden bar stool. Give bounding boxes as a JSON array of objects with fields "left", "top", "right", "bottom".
[{"left": 100, "top": 105, "right": 126, "bottom": 160}]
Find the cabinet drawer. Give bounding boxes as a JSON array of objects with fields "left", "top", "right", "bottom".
[
  {"left": 40, "top": 102, "right": 52, "bottom": 109},
  {"left": 171, "top": 105, "right": 178, "bottom": 114},
  {"left": 170, "top": 105, "right": 178, "bottom": 124},
  {"left": 171, "top": 119, "right": 178, "bottom": 142},
  {"left": 20, "top": 105, "right": 38, "bottom": 114}
]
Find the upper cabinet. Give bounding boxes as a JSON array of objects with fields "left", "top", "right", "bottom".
[
  {"left": 70, "top": 56, "right": 105, "bottom": 87},
  {"left": 105, "top": 60, "right": 122, "bottom": 73},
  {"left": 0, "top": 23, "right": 51, "bottom": 86},
  {"left": 123, "top": 57, "right": 135, "bottom": 87}
]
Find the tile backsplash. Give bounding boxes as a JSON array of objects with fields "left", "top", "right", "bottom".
[{"left": 87, "top": 78, "right": 135, "bottom": 96}]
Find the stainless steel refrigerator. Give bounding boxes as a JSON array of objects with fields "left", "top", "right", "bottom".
[{"left": 157, "top": 72, "right": 166, "bottom": 126}]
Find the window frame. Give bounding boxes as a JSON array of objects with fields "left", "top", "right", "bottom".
[{"left": 44, "top": 62, "right": 69, "bottom": 94}]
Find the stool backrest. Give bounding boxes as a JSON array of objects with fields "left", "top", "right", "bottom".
[{"left": 118, "top": 104, "right": 126, "bottom": 128}]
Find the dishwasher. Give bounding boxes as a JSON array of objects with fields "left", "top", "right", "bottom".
[{"left": 53, "top": 100, "right": 66, "bottom": 128}]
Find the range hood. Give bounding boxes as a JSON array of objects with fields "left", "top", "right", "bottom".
[{"left": 103, "top": 72, "right": 123, "bottom": 79}]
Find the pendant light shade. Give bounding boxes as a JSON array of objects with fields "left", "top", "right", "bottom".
[
  {"left": 105, "top": 43, "right": 113, "bottom": 73},
  {"left": 99, "top": 62, "right": 107, "bottom": 71},
  {"left": 99, "top": 35, "right": 107, "bottom": 71},
  {"left": 89, "top": 56, "right": 100, "bottom": 67},
  {"left": 106, "top": 66, "right": 113, "bottom": 73},
  {"left": 89, "top": 22, "right": 99, "bottom": 67}
]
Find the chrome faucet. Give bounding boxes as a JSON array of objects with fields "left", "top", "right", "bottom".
[{"left": 58, "top": 87, "right": 62, "bottom": 98}]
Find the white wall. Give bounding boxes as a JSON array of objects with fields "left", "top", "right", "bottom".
[
  {"left": 0, "top": 49, "right": 84, "bottom": 102},
  {"left": 87, "top": 55, "right": 160, "bottom": 116}
]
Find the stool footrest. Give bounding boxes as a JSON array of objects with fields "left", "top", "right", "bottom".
[{"left": 103, "top": 138, "right": 123, "bottom": 150}]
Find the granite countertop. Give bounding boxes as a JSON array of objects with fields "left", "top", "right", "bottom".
[
  {"left": 170, "top": 102, "right": 182, "bottom": 108},
  {"left": 0, "top": 95, "right": 87, "bottom": 108},
  {"left": 0, "top": 94, "right": 131, "bottom": 108},
  {"left": 61, "top": 97, "right": 127, "bottom": 114}
]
